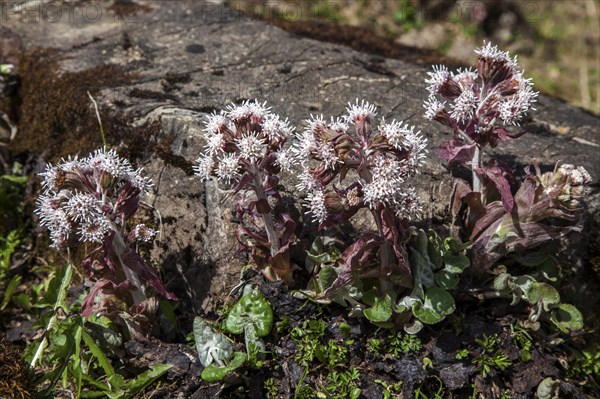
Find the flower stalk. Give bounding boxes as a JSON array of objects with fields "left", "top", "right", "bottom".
[{"left": 194, "top": 100, "right": 296, "bottom": 282}]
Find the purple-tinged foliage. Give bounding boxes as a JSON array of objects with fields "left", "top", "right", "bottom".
[
  {"left": 452, "top": 162, "right": 592, "bottom": 274},
  {"left": 295, "top": 99, "right": 427, "bottom": 293},
  {"left": 426, "top": 43, "right": 592, "bottom": 278},
  {"left": 424, "top": 42, "right": 538, "bottom": 207},
  {"left": 194, "top": 100, "right": 296, "bottom": 283},
  {"left": 36, "top": 148, "right": 176, "bottom": 321}
]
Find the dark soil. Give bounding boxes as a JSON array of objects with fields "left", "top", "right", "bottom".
[{"left": 34, "top": 273, "right": 588, "bottom": 399}]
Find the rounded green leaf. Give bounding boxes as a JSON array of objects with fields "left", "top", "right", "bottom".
[
  {"left": 536, "top": 377, "right": 558, "bottom": 399},
  {"left": 551, "top": 304, "right": 583, "bottom": 332},
  {"left": 443, "top": 254, "right": 470, "bottom": 274},
  {"left": 404, "top": 319, "right": 424, "bottom": 335},
  {"left": 435, "top": 270, "right": 459, "bottom": 290},
  {"left": 412, "top": 287, "right": 455, "bottom": 325},
  {"left": 224, "top": 289, "right": 273, "bottom": 337},
  {"left": 363, "top": 294, "right": 393, "bottom": 323},
  {"left": 525, "top": 282, "right": 560, "bottom": 310}
]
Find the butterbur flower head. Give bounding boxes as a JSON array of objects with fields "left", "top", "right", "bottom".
[
  {"left": 540, "top": 164, "right": 592, "bottom": 209},
  {"left": 306, "top": 188, "right": 327, "bottom": 224},
  {"left": 130, "top": 224, "right": 157, "bottom": 243},
  {"left": 426, "top": 65, "right": 450, "bottom": 95},
  {"left": 424, "top": 42, "right": 538, "bottom": 145},
  {"left": 64, "top": 192, "right": 99, "bottom": 223},
  {"left": 346, "top": 98, "right": 377, "bottom": 125},
  {"left": 79, "top": 218, "right": 111, "bottom": 243},
  {"left": 216, "top": 153, "right": 240, "bottom": 184},
  {"left": 36, "top": 148, "right": 152, "bottom": 248},
  {"left": 236, "top": 133, "right": 266, "bottom": 163},
  {"left": 295, "top": 100, "right": 427, "bottom": 225},
  {"left": 193, "top": 155, "right": 214, "bottom": 182},
  {"left": 450, "top": 89, "right": 478, "bottom": 122},
  {"left": 205, "top": 111, "right": 230, "bottom": 134},
  {"left": 195, "top": 100, "right": 294, "bottom": 188}
]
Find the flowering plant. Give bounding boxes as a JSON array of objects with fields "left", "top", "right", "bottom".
[
  {"left": 424, "top": 43, "right": 589, "bottom": 332},
  {"left": 425, "top": 43, "right": 591, "bottom": 274},
  {"left": 36, "top": 148, "right": 177, "bottom": 326},
  {"left": 194, "top": 100, "right": 297, "bottom": 283},
  {"left": 424, "top": 41, "right": 538, "bottom": 209},
  {"left": 295, "top": 99, "right": 427, "bottom": 303}
]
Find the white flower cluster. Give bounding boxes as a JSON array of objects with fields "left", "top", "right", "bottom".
[
  {"left": 543, "top": 164, "right": 593, "bottom": 207},
  {"left": 194, "top": 100, "right": 294, "bottom": 184},
  {"left": 295, "top": 99, "right": 427, "bottom": 223},
  {"left": 424, "top": 42, "right": 538, "bottom": 128},
  {"left": 36, "top": 148, "right": 153, "bottom": 248}
]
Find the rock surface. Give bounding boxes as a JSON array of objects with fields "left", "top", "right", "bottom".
[{"left": 2, "top": 0, "right": 599, "bottom": 313}]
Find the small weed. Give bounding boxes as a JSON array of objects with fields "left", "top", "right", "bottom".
[
  {"left": 276, "top": 316, "right": 291, "bottom": 334},
  {"left": 472, "top": 334, "right": 512, "bottom": 378},
  {"left": 367, "top": 338, "right": 383, "bottom": 355},
  {"left": 290, "top": 319, "right": 327, "bottom": 367},
  {"left": 566, "top": 344, "right": 600, "bottom": 382},
  {"left": 375, "top": 378, "right": 403, "bottom": 399},
  {"left": 388, "top": 331, "right": 422, "bottom": 356},
  {"left": 510, "top": 323, "right": 533, "bottom": 362},
  {"left": 264, "top": 377, "right": 280, "bottom": 398},
  {"left": 455, "top": 348, "right": 469, "bottom": 360},
  {"left": 321, "top": 367, "right": 361, "bottom": 399}
]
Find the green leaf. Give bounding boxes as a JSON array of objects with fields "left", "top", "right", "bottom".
[
  {"left": 364, "top": 294, "right": 393, "bottom": 323},
  {"left": 224, "top": 289, "right": 273, "bottom": 337},
  {"left": 551, "top": 304, "right": 583, "bottom": 332},
  {"left": 0, "top": 175, "right": 27, "bottom": 184},
  {"left": 536, "top": 377, "right": 559, "bottom": 399},
  {"left": 435, "top": 270, "right": 459, "bottom": 290},
  {"left": 410, "top": 250, "right": 434, "bottom": 292},
  {"left": 349, "top": 386, "right": 361, "bottom": 399},
  {"left": 412, "top": 287, "right": 455, "bottom": 325},
  {"left": 318, "top": 266, "right": 338, "bottom": 292},
  {"left": 538, "top": 258, "right": 561, "bottom": 282},
  {"left": 201, "top": 351, "right": 246, "bottom": 382},
  {"left": 36, "top": 264, "right": 73, "bottom": 312},
  {"left": 82, "top": 330, "right": 115, "bottom": 377},
  {"left": 493, "top": 272, "right": 511, "bottom": 291},
  {"left": 416, "top": 230, "right": 429, "bottom": 256},
  {"left": 121, "top": 364, "right": 172, "bottom": 398},
  {"left": 1, "top": 274, "right": 21, "bottom": 310},
  {"left": 193, "top": 317, "right": 233, "bottom": 368},
  {"left": 427, "top": 230, "right": 444, "bottom": 268},
  {"left": 404, "top": 319, "right": 423, "bottom": 335},
  {"left": 525, "top": 282, "right": 560, "bottom": 310},
  {"left": 0, "top": 229, "right": 21, "bottom": 271},
  {"left": 444, "top": 237, "right": 470, "bottom": 253},
  {"left": 443, "top": 254, "right": 470, "bottom": 274}
]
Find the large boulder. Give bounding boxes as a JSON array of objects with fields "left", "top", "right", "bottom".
[{"left": 2, "top": 0, "right": 598, "bottom": 313}]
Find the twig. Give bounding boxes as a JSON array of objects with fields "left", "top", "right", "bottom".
[{"left": 87, "top": 91, "right": 107, "bottom": 150}]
